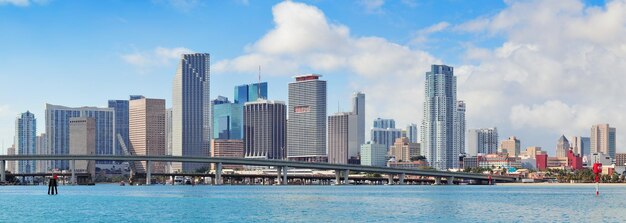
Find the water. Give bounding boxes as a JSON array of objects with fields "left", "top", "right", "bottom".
[{"left": 1, "top": 184, "right": 625, "bottom": 222}]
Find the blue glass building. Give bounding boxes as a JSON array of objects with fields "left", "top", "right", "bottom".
[
  {"left": 234, "top": 82, "right": 267, "bottom": 104},
  {"left": 108, "top": 99, "right": 129, "bottom": 156},
  {"left": 212, "top": 96, "right": 243, "bottom": 140},
  {"left": 15, "top": 111, "right": 36, "bottom": 174}
]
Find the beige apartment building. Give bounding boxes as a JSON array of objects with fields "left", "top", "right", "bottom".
[
  {"left": 129, "top": 97, "right": 166, "bottom": 174},
  {"left": 69, "top": 117, "right": 96, "bottom": 184},
  {"left": 499, "top": 136, "right": 520, "bottom": 157},
  {"left": 591, "top": 124, "right": 616, "bottom": 158},
  {"left": 389, "top": 137, "right": 420, "bottom": 162}
]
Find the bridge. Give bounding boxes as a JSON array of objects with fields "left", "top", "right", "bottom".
[{"left": 0, "top": 155, "right": 516, "bottom": 185}]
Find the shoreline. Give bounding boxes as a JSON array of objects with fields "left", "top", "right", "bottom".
[{"left": 498, "top": 182, "right": 626, "bottom": 186}]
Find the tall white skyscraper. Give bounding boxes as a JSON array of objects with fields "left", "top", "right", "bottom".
[
  {"left": 352, "top": 92, "right": 365, "bottom": 148},
  {"left": 590, "top": 124, "right": 616, "bottom": 158},
  {"left": 421, "top": 65, "right": 463, "bottom": 170},
  {"left": 15, "top": 111, "right": 36, "bottom": 174},
  {"left": 172, "top": 53, "right": 211, "bottom": 173},
  {"left": 467, "top": 128, "right": 498, "bottom": 156},
  {"left": 287, "top": 74, "right": 327, "bottom": 162},
  {"left": 371, "top": 118, "right": 402, "bottom": 152},
  {"left": 406, "top": 123, "right": 418, "bottom": 143},
  {"left": 454, "top": 101, "right": 466, "bottom": 154}
]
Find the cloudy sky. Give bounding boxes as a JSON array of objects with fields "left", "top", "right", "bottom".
[{"left": 0, "top": 0, "right": 623, "bottom": 156}]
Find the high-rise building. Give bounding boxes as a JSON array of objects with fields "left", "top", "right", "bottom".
[
  {"left": 352, "top": 92, "right": 365, "bottom": 149},
  {"left": 500, "top": 136, "right": 521, "bottom": 157},
  {"left": 454, "top": 101, "right": 466, "bottom": 154},
  {"left": 556, "top": 135, "right": 570, "bottom": 158},
  {"left": 45, "top": 104, "right": 115, "bottom": 170},
  {"left": 406, "top": 124, "right": 418, "bottom": 144},
  {"left": 15, "top": 111, "right": 36, "bottom": 174},
  {"left": 165, "top": 108, "right": 173, "bottom": 173},
  {"left": 69, "top": 117, "right": 96, "bottom": 183},
  {"left": 211, "top": 139, "right": 244, "bottom": 170},
  {"left": 522, "top": 146, "right": 545, "bottom": 158},
  {"left": 7, "top": 145, "right": 16, "bottom": 173},
  {"left": 421, "top": 65, "right": 462, "bottom": 170},
  {"left": 212, "top": 97, "right": 243, "bottom": 140},
  {"left": 590, "top": 124, "right": 616, "bottom": 158},
  {"left": 360, "top": 141, "right": 387, "bottom": 167},
  {"left": 243, "top": 100, "right": 286, "bottom": 159},
  {"left": 172, "top": 53, "right": 211, "bottom": 173},
  {"left": 570, "top": 136, "right": 590, "bottom": 157},
  {"left": 287, "top": 74, "right": 326, "bottom": 160},
  {"left": 467, "top": 128, "right": 498, "bottom": 156},
  {"left": 108, "top": 99, "right": 129, "bottom": 157},
  {"left": 371, "top": 124, "right": 403, "bottom": 152},
  {"left": 36, "top": 133, "right": 48, "bottom": 173},
  {"left": 234, "top": 82, "right": 268, "bottom": 104},
  {"left": 389, "top": 137, "right": 420, "bottom": 162},
  {"left": 129, "top": 98, "right": 166, "bottom": 173},
  {"left": 615, "top": 153, "right": 626, "bottom": 166},
  {"left": 328, "top": 112, "right": 358, "bottom": 164},
  {"left": 373, "top": 118, "right": 395, "bottom": 129}
]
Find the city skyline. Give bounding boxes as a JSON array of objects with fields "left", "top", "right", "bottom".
[{"left": 1, "top": 0, "right": 624, "bottom": 157}]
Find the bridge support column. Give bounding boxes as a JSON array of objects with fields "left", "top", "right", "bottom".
[
  {"left": 343, "top": 170, "right": 349, "bottom": 185},
  {"left": 335, "top": 170, "right": 341, "bottom": 185},
  {"left": 447, "top": 177, "right": 454, "bottom": 185},
  {"left": 282, "top": 166, "right": 288, "bottom": 185},
  {"left": 275, "top": 166, "right": 282, "bottom": 185},
  {"left": 399, "top": 173, "right": 405, "bottom": 185},
  {"left": 434, "top": 177, "right": 441, "bottom": 185},
  {"left": 146, "top": 160, "right": 152, "bottom": 185},
  {"left": 1, "top": 160, "right": 5, "bottom": 182},
  {"left": 71, "top": 160, "right": 76, "bottom": 185},
  {"left": 388, "top": 174, "right": 394, "bottom": 185},
  {"left": 215, "top": 163, "right": 222, "bottom": 185}
]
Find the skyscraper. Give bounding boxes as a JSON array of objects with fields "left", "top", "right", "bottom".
[
  {"left": 500, "top": 136, "right": 521, "bottom": 157},
  {"left": 570, "top": 136, "right": 590, "bottom": 157},
  {"left": 212, "top": 96, "right": 243, "bottom": 140},
  {"left": 556, "top": 135, "right": 570, "bottom": 158},
  {"left": 15, "top": 111, "right": 36, "bottom": 174},
  {"left": 108, "top": 99, "right": 129, "bottom": 157},
  {"left": 211, "top": 139, "right": 244, "bottom": 170},
  {"left": 172, "top": 53, "right": 211, "bottom": 173},
  {"left": 287, "top": 74, "right": 326, "bottom": 161},
  {"left": 36, "top": 133, "right": 48, "bottom": 173},
  {"left": 352, "top": 92, "right": 365, "bottom": 147},
  {"left": 69, "top": 117, "right": 96, "bottom": 183},
  {"left": 328, "top": 112, "right": 358, "bottom": 164},
  {"left": 45, "top": 104, "right": 115, "bottom": 170},
  {"left": 590, "top": 124, "right": 616, "bottom": 158},
  {"left": 467, "top": 128, "right": 499, "bottom": 156},
  {"left": 360, "top": 141, "right": 387, "bottom": 167},
  {"left": 129, "top": 98, "right": 166, "bottom": 173},
  {"left": 421, "top": 65, "right": 462, "bottom": 170},
  {"left": 371, "top": 118, "right": 403, "bottom": 152},
  {"left": 454, "top": 101, "right": 466, "bottom": 154},
  {"left": 406, "top": 123, "right": 418, "bottom": 143},
  {"left": 373, "top": 118, "right": 395, "bottom": 129},
  {"left": 6, "top": 145, "right": 15, "bottom": 173},
  {"left": 243, "top": 100, "right": 286, "bottom": 159},
  {"left": 235, "top": 82, "right": 268, "bottom": 104}
]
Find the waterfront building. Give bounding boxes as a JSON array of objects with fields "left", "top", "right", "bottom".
[
  {"left": 15, "top": 111, "right": 36, "bottom": 174},
  {"left": 36, "top": 133, "right": 49, "bottom": 173},
  {"left": 454, "top": 101, "right": 466, "bottom": 154},
  {"left": 535, "top": 153, "right": 548, "bottom": 171},
  {"left": 6, "top": 145, "right": 15, "bottom": 173},
  {"left": 478, "top": 153, "right": 521, "bottom": 169},
  {"left": 590, "top": 124, "right": 616, "bottom": 158},
  {"left": 547, "top": 157, "right": 568, "bottom": 169},
  {"left": 389, "top": 137, "right": 420, "bottom": 162},
  {"left": 287, "top": 74, "right": 326, "bottom": 161},
  {"left": 360, "top": 142, "right": 387, "bottom": 167},
  {"left": 387, "top": 160, "right": 428, "bottom": 169},
  {"left": 570, "top": 136, "right": 590, "bottom": 157},
  {"left": 172, "top": 53, "right": 211, "bottom": 173},
  {"left": 328, "top": 112, "right": 358, "bottom": 164},
  {"left": 567, "top": 149, "right": 583, "bottom": 170},
  {"left": 467, "top": 128, "right": 498, "bottom": 156},
  {"left": 234, "top": 82, "right": 268, "bottom": 104},
  {"left": 108, "top": 99, "right": 129, "bottom": 157},
  {"left": 615, "top": 153, "right": 626, "bottom": 166},
  {"left": 500, "top": 136, "right": 520, "bottom": 157},
  {"left": 69, "top": 117, "right": 96, "bottom": 183},
  {"left": 243, "top": 100, "right": 286, "bottom": 160},
  {"left": 462, "top": 156, "right": 478, "bottom": 169},
  {"left": 129, "top": 98, "right": 166, "bottom": 173},
  {"left": 406, "top": 123, "right": 418, "bottom": 144},
  {"left": 212, "top": 97, "right": 243, "bottom": 140},
  {"left": 556, "top": 135, "right": 570, "bottom": 158},
  {"left": 590, "top": 152, "right": 612, "bottom": 166},
  {"left": 421, "top": 65, "right": 463, "bottom": 170},
  {"left": 371, "top": 118, "right": 403, "bottom": 151},
  {"left": 521, "top": 146, "right": 544, "bottom": 158},
  {"left": 352, "top": 92, "right": 365, "bottom": 150},
  {"left": 211, "top": 139, "right": 244, "bottom": 170},
  {"left": 45, "top": 104, "right": 115, "bottom": 170}
]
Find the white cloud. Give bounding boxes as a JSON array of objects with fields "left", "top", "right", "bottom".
[
  {"left": 0, "top": 0, "right": 47, "bottom": 7},
  {"left": 456, "top": 0, "right": 626, "bottom": 151},
  {"left": 358, "top": 0, "right": 385, "bottom": 14},
  {"left": 411, "top": 21, "right": 450, "bottom": 44},
  {"left": 215, "top": 1, "right": 440, "bottom": 133},
  {"left": 121, "top": 47, "right": 193, "bottom": 72}
]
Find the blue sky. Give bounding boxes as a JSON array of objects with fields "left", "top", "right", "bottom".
[{"left": 1, "top": 0, "right": 623, "bottom": 156}]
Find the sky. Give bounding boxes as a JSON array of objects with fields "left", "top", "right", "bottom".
[{"left": 0, "top": 0, "right": 623, "bottom": 156}]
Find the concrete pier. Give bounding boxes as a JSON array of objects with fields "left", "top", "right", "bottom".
[
  {"left": 146, "top": 160, "right": 152, "bottom": 185},
  {"left": 282, "top": 166, "right": 288, "bottom": 185},
  {"left": 1, "top": 160, "right": 5, "bottom": 182},
  {"left": 399, "top": 173, "right": 406, "bottom": 185},
  {"left": 215, "top": 162, "right": 222, "bottom": 185},
  {"left": 447, "top": 177, "right": 454, "bottom": 185},
  {"left": 335, "top": 170, "right": 341, "bottom": 185},
  {"left": 343, "top": 170, "right": 349, "bottom": 185},
  {"left": 71, "top": 160, "right": 76, "bottom": 185},
  {"left": 435, "top": 177, "right": 442, "bottom": 185},
  {"left": 387, "top": 174, "right": 394, "bottom": 185}
]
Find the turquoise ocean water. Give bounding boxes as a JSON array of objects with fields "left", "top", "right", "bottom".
[{"left": 1, "top": 184, "right": 625, "bottom": 222}]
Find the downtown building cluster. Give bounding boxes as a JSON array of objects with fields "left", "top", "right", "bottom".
[{"left": 6, "top": 53, "right": 622, "bottom": 181}]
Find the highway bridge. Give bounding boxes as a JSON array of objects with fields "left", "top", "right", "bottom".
[{"left": 0, "top": 155, "right": 517, "bottom": 185}]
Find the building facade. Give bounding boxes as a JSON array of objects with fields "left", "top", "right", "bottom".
[
  {"left": 371, "top": 118, "right": 402, "bottom": 151},
  {"left": 360, "top": 142, "right": 387, "bottom": 167},
  {"left": 287, "top": 74, "right": 326, "bottom": 160},
  {"left": 212, "top": 97, "right": 243, "bottom": 140},
  {"left": 211, "top": 139, "right": 244, "bottom": 170},
  {"left": 129, "top": 98, "right": 166, "bottom": 174},
  {"left": 389, "top": 137, "right": 420, "bottom": 162},
  {"left": 406, "top": 123, "right": 418, "bottom": 144},
  {"left": 454, "top": 101, "right": 466, "bottom": 155},
  {"left": 467, "top": 128, "right": 499, "bottom": 156},
  {"left": 590, "top": 124, "right": 616, "bottom": 158},
  {"left": 234, "top": 82, "right": 268, "bottom": 104},
  {"left": 352, "top": 92, "right": 366, "bottom": 150},
  {"left": 421, "top": 65, "right": 462, "bottom": 170},
  {"left": 556, "top": 135, "right": 570, "bottom": 158},
  {"left": 45, "top": 104, "right": 115, "bottom": 170},
  {"left": 172, "top": 53, "right": 211, "bottom": 173},
  {"left": 36, "top": 133, "right": 48, "bottom": 173},
  {"left": 500, "top": 136, "right": 521, "bottom": 157},
  {"left": 69, "top": 117, "right": 96, "bottom": 183},
  {"left": 570, "top": 136, "right": 590, "bottom": 157},
  {"left": 15, "top": 111, "right": 36, "bottom": 174},
  {"left": 6, "top": 145, "right": 16, "bottom": 173},
  {"left": 243, "top": 100, "right": 286, "bottom": 160},
  {"left": 108, "top": 99, "right": 129, "bottom": 158}
]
